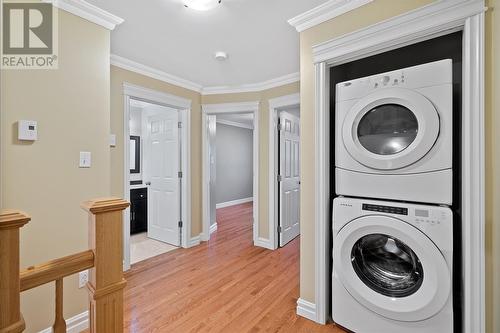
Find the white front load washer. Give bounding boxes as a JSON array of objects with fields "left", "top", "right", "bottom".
[
  {"left": 335, "top": 59, "right": 453, "bottom": 205},
  {"left": 332, "top": 197, "right": 453, "bottom": 333}
]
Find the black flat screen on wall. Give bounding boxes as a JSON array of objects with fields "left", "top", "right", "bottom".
[{"left": 329, "top": 31, "right": 463, "bottom": 332}]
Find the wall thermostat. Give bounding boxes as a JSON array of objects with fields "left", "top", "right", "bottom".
[{"left": 18, "top": 120, "right": 38, "bottom": 141}]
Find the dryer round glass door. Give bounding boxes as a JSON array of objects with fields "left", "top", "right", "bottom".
[
  {"left": 334, "top": 215, "right": 451, "bottom": 322},
  {"left": 342, "top": 88, "right": 440, "bottom": 170}
]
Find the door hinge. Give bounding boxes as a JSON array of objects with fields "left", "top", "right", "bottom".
[
  {"left": 178, "top": 122, "right": 182, "bottom": 128},
  {"left": 277, "top": 175, "right": 283, "bottom": 182},
  {"left": 277, "top": 122, "right": 282, "bottom": 131},
  {"left": 178, "top": 221, "right": 183, "bottom": 228},
  {"left": 278, "top": 226, "right": 282, "bottom": 233},
  {"left": 178, "top": 171, "right": 183, "bottom": 178}
]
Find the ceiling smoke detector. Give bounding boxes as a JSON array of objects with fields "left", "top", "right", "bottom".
[
  {"left": 214, "top": 51, "right": 228, "bottom": 61},
  {"left": 184, "top": 0, "right": 222, "bottom": 11}
]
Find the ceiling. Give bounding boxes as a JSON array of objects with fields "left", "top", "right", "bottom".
[{"left": 86, "top": 0, "right": 326, "bottom": 88}]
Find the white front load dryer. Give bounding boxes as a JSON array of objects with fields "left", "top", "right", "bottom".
[
  {"left": 332, "top": 197, "right": 453, "bottom": 333},
  {"left": 335, "top": 59, "right": 453, "bottom": 205}
]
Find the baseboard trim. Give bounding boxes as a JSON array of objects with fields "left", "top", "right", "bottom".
[
  {"left": 210, "top": 223, "right": 218, "bottom": 234},
  {"left": 253, "top": 237, "right": 274, "bottom": 250},
  {"left": 39, "top": 310, "right": 89, "bottom": 333},
  {"left": 296, "top": 298, "right": 317, "bottom": 322},
  {"left": 216, "top": 197, "right": 253, "bottom": 209},
  {"left": 188, "top": 235, "right": 201, "bottom": 248}
]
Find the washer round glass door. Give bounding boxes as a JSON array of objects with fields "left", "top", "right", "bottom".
[
  {"left": 351, "top": 233, "right": 424, "bottom": 298},
  {"left": 334, "top": 216, "right": 451, "bottom": 322},
  {"left": 342, "top": 88, "right": 440, "bottom": 170}
]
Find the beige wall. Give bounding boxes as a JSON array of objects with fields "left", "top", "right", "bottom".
[
  {"left": 485, "top": 0, "right": 500, "bottom": 332},
  {"left": 298, "top": 1, "right": 500, "bottom": 332},
  {"left": 110, "top": 66, "right": 203, "bottom": 235},
  {"left": 110, "top": 68, "right": 298, "bottom": 239},
  {"left": 1, "top": 10, "right": 111, "bottom": 333},
  {"left": 201, "top": 82, "right": 300, "bottom": 239}
]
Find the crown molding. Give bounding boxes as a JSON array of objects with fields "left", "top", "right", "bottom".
[
  {"left": 201, "top": 72, "right": 300, "bottom": 95},
  {"left": 111, "top": 54, "right": 203, "bottom": 93},
  {"left": 312, "top": 0, "right": 486, "bottom": 64},
  {"left": 111, "top": 55, "right": 299, "bottom": 96},
  {"left": 288, "top": 0, "right": 373, "bottom": 33},
  {"left": 216, "top": 119, "right": 254, "bottom": 130},
  {"left": 46, "top": 0, "right": 124, "bottom": 30}
]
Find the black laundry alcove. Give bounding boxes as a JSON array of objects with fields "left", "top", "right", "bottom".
[{"left": 328, "top": 31, "right": 463, "bottom": 333}]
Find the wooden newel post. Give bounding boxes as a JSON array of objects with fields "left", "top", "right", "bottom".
[
  {"left": 81, "top": 198, "right": 129, "bottom": 333},
  {"left": 0, "top": 210, "right": 30, "bottom": 333}
]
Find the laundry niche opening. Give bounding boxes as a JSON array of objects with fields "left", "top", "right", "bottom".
[{"left": 329, "top": 31, "right": 463, "bottom": 333}]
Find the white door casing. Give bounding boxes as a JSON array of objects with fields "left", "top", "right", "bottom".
[
  {"left": 279, "top": 111, "right": 301, "bottom": 246},
  {"left": 146, "top": 111, "right": 180, "bottom": 246},
  {"left": 308, "top": 0, "right": 485, "bottom": 329},
  {"left": 201, "top": 101, "right": 260, "bottom": 245},
  {"left": 123, "top": 82, "right": 192, "bottom": 271}
]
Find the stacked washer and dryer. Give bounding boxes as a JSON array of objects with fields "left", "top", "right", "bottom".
[{"left": 332, "top": 59, "right": 455, "bottom": 333}]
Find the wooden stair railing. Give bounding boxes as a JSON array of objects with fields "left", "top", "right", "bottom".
[{"left": 0, "top": 198, "right": 129, "bottom": 333}]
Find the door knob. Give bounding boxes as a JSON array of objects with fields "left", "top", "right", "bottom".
[{"left": 145, "top": 181, "right": 151, "bottom": 186}]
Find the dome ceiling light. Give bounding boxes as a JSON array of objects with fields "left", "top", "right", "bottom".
[
  {"left": 183, "top": 0, "right": 222, "bottom": 11},
  {"left": 214, "top": 51, "right": 228, "bottom": 61}
]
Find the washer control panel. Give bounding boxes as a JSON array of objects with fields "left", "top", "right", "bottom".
[
  {"left": 413, "top": 208, "right": 449, "bottom": 227},
  {"left": 362, "top": 203, "right": 408, "bottom": 215},
  {"left": 360, "top": 202, "right": 449, "bottom": 228}
]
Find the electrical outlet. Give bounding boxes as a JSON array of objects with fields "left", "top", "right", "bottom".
[{"left": 79, "top": 270, "right": 89, "bottom": 288}]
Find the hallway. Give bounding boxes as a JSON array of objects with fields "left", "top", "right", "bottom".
[{"left": 122, "top": 202, "right": 343, "bottom": 332}]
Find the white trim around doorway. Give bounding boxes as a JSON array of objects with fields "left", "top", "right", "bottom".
[
  {"left": 122, "top": 82, "right": 192, "bottom": 271},
  {"left": 268, "top": 93, "right": 301, "bottom": 250},
  {"left": 201, "top": 101, "right": 260, "bottom": 245},
  {"left": 307, "top": 0, "right": 486, "bottom": 329}
]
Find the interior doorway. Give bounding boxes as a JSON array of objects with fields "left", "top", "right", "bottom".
[
  {"left": 268, "top": 93, "right": 301, "bottom": 250},
  {"left": 202, "top": 102, "right": 259, "bottom": 244},
  {"left": 123, "top": 83, "right": 192, "bottom": 270}
]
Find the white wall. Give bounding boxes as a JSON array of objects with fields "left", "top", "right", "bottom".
[{"left": 215, "top": 123, "right": 253, "bottom": 204}]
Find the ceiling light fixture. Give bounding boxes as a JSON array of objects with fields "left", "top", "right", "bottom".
[
  {"left": 184, "top": 0, "right": 221, "bottom": 11},
  {"left": 214, "top": 51, "right": 228, "bottom": 61}
]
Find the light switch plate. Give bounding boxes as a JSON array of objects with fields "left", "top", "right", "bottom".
[
  {"left": 79, "top": 151, "right": 91, "bottom": 168},
  {"left": 18, "top": 120, "right": 38, "bottom": 141},
  {"left": 109, "top": 134, "right": 116, "bottom": 147}
]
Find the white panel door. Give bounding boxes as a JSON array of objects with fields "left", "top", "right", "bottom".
[
  {"left": 279, "top": 111, "right": 300, "bottom": 247},
  {"left": 146, "top": 111, "right": 180, "bottom": 246}
]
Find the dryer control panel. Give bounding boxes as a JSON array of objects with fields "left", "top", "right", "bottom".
[{"left": 335, "top": 59, "right": 453, "bottom": 102}]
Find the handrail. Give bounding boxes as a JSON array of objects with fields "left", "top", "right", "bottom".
[
  {"left": 0, "top": 197, "right": 129, "bottom": 333},
  {"left": 20, "top": 250, "right": 95, "bottom": 292}
]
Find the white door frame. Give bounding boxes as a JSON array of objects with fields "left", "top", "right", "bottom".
[
  {"left": 308, "top": 0, "right": 486, "bottom": 329},
  {"left": 123, "top": 82, "right": 192, "bottom": 271},
  {"left": 201, "top": 101, "right": 260, "bottom": 244},
  {"left": 268, "top": 93, "right": 300, "bottom": 250}
]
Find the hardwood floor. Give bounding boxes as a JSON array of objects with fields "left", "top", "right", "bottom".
[{"left": 122, "top": 202, "right": 345, "bottom": 332}]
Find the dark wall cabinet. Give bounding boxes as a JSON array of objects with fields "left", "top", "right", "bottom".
[{"left": 130, "top": 188, "right": 147, "bottom": 234}]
